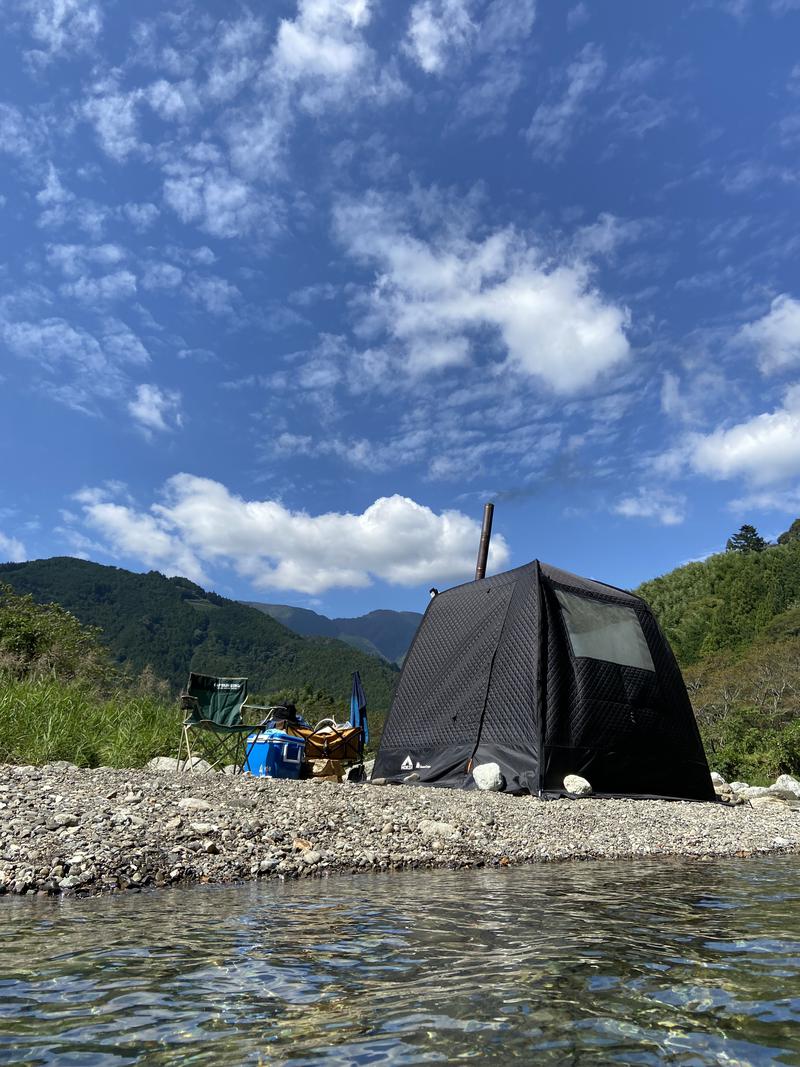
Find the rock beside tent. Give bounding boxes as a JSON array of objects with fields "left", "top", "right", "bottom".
[{"left": 1, "top": 763, "right": 800, "bottom": 898}]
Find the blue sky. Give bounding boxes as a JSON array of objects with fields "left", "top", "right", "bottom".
[{"left": 2, "top": 0, "right": 800, "bottom": 617}]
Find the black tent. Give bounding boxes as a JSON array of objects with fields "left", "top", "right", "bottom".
[{"left": 373, "top": 560, "right": 715, "bottom": 800}]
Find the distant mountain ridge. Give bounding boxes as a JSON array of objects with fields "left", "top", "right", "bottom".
[
  {"left": 243, "top": 606, "right": 426, "bottom": 661},
  {"left": 0, "top": 558, "right": 400, "bottom": 709},
  {"left": 243, "top": 603, "right": 423, "bottom": 665}
]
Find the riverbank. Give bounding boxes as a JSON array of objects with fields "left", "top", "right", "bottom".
[{"left": 2, "top": 763, "right": 799, "bottom": 897}]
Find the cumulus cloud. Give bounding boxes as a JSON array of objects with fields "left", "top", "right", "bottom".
[
  {"left": 737, "top": 294, "right": 800, "bottom": 373},
  {"left": 333, "top": 192, "right": 631, "bottom": 393},
  {"left": 128, "top": 384, "right": 183, "bottom": 437},
  {"left": 613, "top": 488, "right": 685, "bottom": 526},
  {"left": 74, "top": 474, "right": 511, "bottom": 594},
  {"left": 0, "top": 530, "right": 26, "bottom": 562},
  {"left": 404, "top": 0, "right": 477, "bottom": 74},
  {"left": 689, "top": 385, "right": 800, "bottom": 486},
  {"left": 526, "top": 42, "right": 606, "bottom": 161}
]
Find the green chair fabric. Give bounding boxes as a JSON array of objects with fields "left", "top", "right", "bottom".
[
  {"left": 177, "top": 673, "right": 272, "bottom": 773},
  {"left": 183, "top": 673, "right": 249, "bottom": 729}
]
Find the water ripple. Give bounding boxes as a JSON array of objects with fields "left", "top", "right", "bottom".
[{"left": 1, "top": 856, "right": 799, "bottom": 1064}]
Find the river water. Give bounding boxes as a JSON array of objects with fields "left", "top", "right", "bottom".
[{"left": 1, "top": 856, "right": 799, "bottom": 1065}]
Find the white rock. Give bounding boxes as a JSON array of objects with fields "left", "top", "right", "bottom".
[
  {"left": 710, "top": 772, "right": 726, "bottom": 786},
  {"left": 146, "top": 757, "right": 181, "bottom": 773},
  {"left": 147, "top": 756, "right": 215, "bottom": 774},
  {"left": 740, "top": 786, "right": 771, "bottom": 799},
  {"left": 773, "top": 774, "right": 800, "bottom": 797},
  {"left": 473, "top": 763, "right": 505, "bottom": 791},
  {"left": 749, "top": 794, "right": 800, "bottom": 810},
  {"left": 768, "top": 788, "right": 800, "bottom": 802},
  {"left": 177, "top": 797, "right": 213, "bottom": 812},
  {"left": 564, "top": 774, "right": 593, "bottom": 797},
  {"left": 729, "top": 781, "right": 749, "bottom": 793},
  {"left": 418, "top": 819, "right": 460, "bottom": 841}
]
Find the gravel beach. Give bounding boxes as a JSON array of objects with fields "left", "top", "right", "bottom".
[{"left": 1, "top": 763, "right": 799, "bottom": 897}]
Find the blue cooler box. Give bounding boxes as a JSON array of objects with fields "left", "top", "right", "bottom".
[{"left": 245, "top": 729, "right": 305, "bottom": 779}]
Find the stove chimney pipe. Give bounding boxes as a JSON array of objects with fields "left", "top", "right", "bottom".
[{"left": 474, "top": 502, "right": 494, "bottom": 581}]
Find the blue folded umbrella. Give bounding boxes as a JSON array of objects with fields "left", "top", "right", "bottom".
[{"left": 348, "top": 670, "right": 368, "bottom": 746}]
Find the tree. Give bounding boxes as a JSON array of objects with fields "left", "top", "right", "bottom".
[
  {"left": 0, "top": 583, "right": 114, "bottom": 684},
  {"left": 777, "top": 518, "right": 800, "bottom": 545},
  {"left": 726, "top": 524, "right": 768, "bottom": 554}
]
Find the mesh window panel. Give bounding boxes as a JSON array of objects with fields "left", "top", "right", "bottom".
[
  {"left": 555, "top": 589, "right": 655, "bottom": 671},
  {"left": 544, "top": 579, "right": 703, "bottom": 752}
]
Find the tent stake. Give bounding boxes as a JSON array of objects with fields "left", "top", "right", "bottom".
[{"left": 474, "top": 502, "right": 494, "bottom": 580}]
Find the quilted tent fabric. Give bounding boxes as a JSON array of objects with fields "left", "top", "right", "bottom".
[{"left": 372, "top": 560, "right": 715, "bottom": 801}]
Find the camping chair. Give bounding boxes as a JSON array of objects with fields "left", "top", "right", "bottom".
[{"left": 176, "top": 673, "right": 281, "bottom": 774}]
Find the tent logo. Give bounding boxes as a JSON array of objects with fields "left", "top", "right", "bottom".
[{"left": 400, "top": 755, "right": 414, "bottom": 771}]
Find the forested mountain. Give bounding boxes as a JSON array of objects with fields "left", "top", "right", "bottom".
[
  {"left": 0, "top": 558, "right": 399, "bottom": 709},
  {"left": 244, "top": 602, "right": 423, "bottom": 664},
  {"left": 635, "top": 526, "right": 800, "bottom": 781},
  {"left": 635, "top": 536, "right": 800, "bottom": 666}
]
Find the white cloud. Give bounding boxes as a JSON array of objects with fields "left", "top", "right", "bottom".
[
  {"left": 0, "top": 103, "right": 43, "bottom": 158},
  {"left": 274, "top": 0, "right": 371, "bottom": 83},
  {"left": 453, "top": 0, "right": 536, "bottom": 133},
  {"left": 145, "top": 78, "right": 200, "bottom": 121},
  {"left": 333, "top": 192, "right": 630, "bottom": 393},
  {"left": 74, "top": 473, "right": 511, "bottom": 594},
  {"left": 526, "top": 42, "right": 606, "bottom": 161},
  {"left": 82, "top": 84, "right": 143, "bottom": 161},
  {"left": 613, "top": 489, "right": 685, "bottom": 526},
  {"left": 47, "top": 242, "right": 125, "bottom": 277},
  {"left": 128, "top": 383, "right": 183, "bottom": 437},
  {"left": 737, "top": 295, "right": 800, "bottom": 373},
  {"left": 163, "top": 154, "right": 281, "bottom": 239},
  {"left": 727, "top": 486, "right": 800, "bottom": 513},
  {"left": 61, "top": 269, "right": 137, "bottom": 303},
  {"left": 271, "top": 0, "right": 402, "bottom": 112},
  {"left": 567, "top": 3, "right": 589, "bottom": 30},
  {"left": 0, "top": 530, "right": 26, "bottom": 562},
  {"left": 141, "top": 261, "right": 183, "bottom": 289},
  {"left": 35, "top": 166, "right": 109, "bottom": 236},
  {"left": 123, "top": 202, "right": 160, "bottom": 230},
  {"left": 75, "top": 493, "right": 208, "bottom": 585},
  {"left": 404, "top": 0, "right": 476, "bottom": 74},
  {"left": 20, "top": 0, "right": 103, "bottom": 63},
  {"left": 689, "top": 385, "right": 800, "bottom": 486},
  {"left": 187, "top": 274, "right": 240, "bottom": 314},
  {"left": 1, "top": 315, "right": 149, "bottom": 412}
]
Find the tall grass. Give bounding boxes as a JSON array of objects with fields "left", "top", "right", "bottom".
[{"left": 0, "top": 675, "right": 180, "bottom": 768}]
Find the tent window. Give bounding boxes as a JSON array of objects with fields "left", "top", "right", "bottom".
[{"left": 555, "top": 589, "right": 655, "bottom": 672}]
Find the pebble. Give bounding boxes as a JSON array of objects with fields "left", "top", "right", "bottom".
[{"left": 0, "top": 763, "right": 797, "bottom": 898}]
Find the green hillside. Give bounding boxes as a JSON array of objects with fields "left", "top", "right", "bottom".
[
  {"left": 635, "top": 537, "right": 800, "bottom": 666},
  {"left": 0, "top": 558, "right": 399, "bottom": 710},
  {"left": 244, "top": 602, "right": 423, "bottom": 664},
  {"left": 635, "top": 525, "right": 800, "bottom": 781}
]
